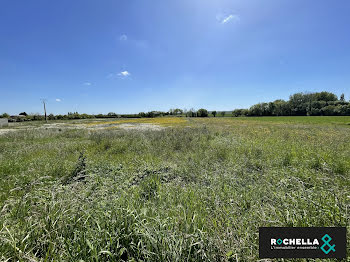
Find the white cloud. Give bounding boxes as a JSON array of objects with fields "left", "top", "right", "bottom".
[
  {"left": 119, "top": 71, "right": 130, "bottom": 77},
  {"left": 83, "top": 82, "right": 92, "bottom": 86},
  {"left": 217, "top": 13, "right": 240, "bottom": 24},
  {"left": 56, "top": 98, "right": 61, "bottom": 102},
  {"left": 119, "top": 34, "right": 128, "bottom": 41},
  {"left": 107, "top": 70, "right": 131, "bottom": 79},
  {"left": 117, "top": 70, "right": 131, "bottom": 79}
]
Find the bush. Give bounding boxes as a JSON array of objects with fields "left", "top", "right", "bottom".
[{"left": 233, "top": 109, "right": 248, "bottom": 117}]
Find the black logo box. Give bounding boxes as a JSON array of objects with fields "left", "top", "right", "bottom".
[{"left": 259, "top": 227, "right": 347, "bottom": 259}]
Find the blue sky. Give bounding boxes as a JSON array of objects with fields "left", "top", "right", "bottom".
[{"left": 1, "top": 0, "right": 350, "bottom": 115}]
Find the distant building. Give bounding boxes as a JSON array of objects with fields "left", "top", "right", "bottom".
[{"left": 0, "top": 118, "right": 8, "bottom": 127}]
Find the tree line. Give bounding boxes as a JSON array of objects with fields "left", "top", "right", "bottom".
[
  {"left": 232, "top": 92, "right": 349, "bottom": 117},
  {"left": 1, "top": 91, "right": 349, "bottom": 122},
  {"left": 0, "top": 109, "right": 212, "bottom": 121}
]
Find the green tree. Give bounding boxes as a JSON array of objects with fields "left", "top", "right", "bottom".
[
  {"left": 107, "top": 112, "right": 117, "bottom": 117},
  {"left": 197, "top": 109, "right": 208, "bottom": 117},
  {"left": 322, "top": 105, "right": 337, "bottom": 116},
  {"left": 1, "top": 113, "right": 10, "bottom": 118},
  {"left": 289, "top": 93, "right": 309, "bottom": 116},
  {"left": 272, "top": 100, "right": 290, "bottom": 116},
  {"left": 48, "top": 114, "right": 56, "bottom": 120},
  {"left": 212, "top": 111, "right": 217, "bottom": 117},
  {"left": 313, "top": 91, "right": 337, "bottom": 101},
  {"left": 173, "top": 109, "right": 183, "bottom": 115},
  {"left": 233, "top": 91, "right": 348, "bottom": 117},
  {"left": 233, "top": 109, "right": 247, "bottom": 117},
  {"left": 186, "top": 108, "right": 196, "bottom": 117}
]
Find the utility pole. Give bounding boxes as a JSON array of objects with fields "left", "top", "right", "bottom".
[{"left": 41, "top": 99, "right": 48, "bottom": 123}]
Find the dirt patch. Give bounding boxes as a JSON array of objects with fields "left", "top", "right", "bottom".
[
  {"left": 83, "top": 122, "right": 165, "bottom": 131},
  {"left": 38, "top": 123, "right": 82, "bottom": 130},
  {"left": 117, "top": 123, "right": 164, "bottom": 131},
  {"left": 0, "top": 122, "right": 165, "bottom": 135}
]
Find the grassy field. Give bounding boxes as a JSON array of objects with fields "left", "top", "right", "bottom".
[{"left": 0, "top": 116, "right": 349, "bottom": 261}]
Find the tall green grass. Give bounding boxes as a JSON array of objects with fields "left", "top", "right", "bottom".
[{"left": 0, "top": 118, "right": 349, "bottom": 261}]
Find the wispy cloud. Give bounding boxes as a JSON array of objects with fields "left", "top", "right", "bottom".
[
  {"left": 216, "top": 13, "right": 240, "bottom": 24},
  {"left": 134, "top": 40, "right": 148, "bottom": 49},
  {"left": 118, "top": 71, "right": 130, "bottom": 77},
  {"left": 107, "top": 70, "right": 132, "bottom": 80},
  {"left": 118, "top": 70, "right": 131, "bottom": 79},
  {"left": 56, "top": 98, "right": 61, "bottom": 102},
  {"left": 118, "top": 34, "right": 149, "bottom": 50},
  {"left": 83, "top": 82, "right": 92, "bottom": 86},
  {"left": 106, "top": 73, "right": 114, "bottom": 79},
  {"left": 119, "top": 34, "right": 128, "bottom": 41}
]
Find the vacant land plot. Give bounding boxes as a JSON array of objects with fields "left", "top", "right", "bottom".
[{"left": 0, "top": 117, "right": 349, "bottom": 261}]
